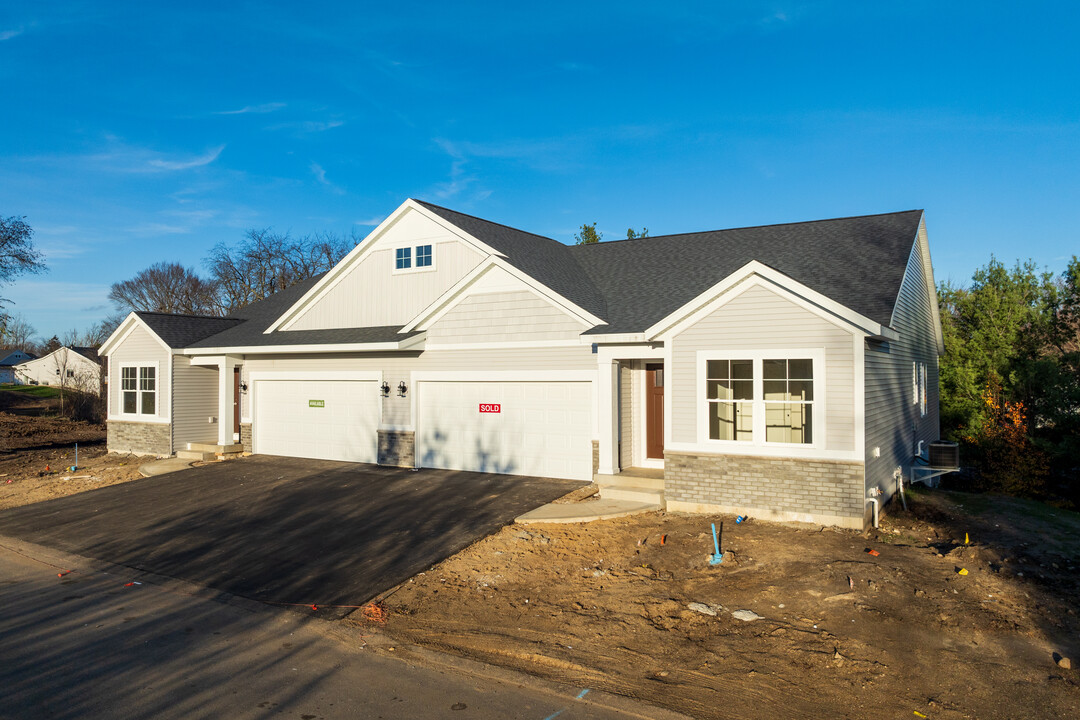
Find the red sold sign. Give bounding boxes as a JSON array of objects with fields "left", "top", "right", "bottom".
[{"left": 479, "top": 403, "right": 501, "bottom": 413}]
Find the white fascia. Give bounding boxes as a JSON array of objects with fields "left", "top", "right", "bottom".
[
  {"left": 579, "top": 333, "right": 649, "bottom": 345},
  {"left": 400, "top": 256, "right": 605, "bottom": 333},
  {"left": 264, "top": 199, "right": 507, "bottom": 334},
  {"left": 648, "top": 261, "right": 892, "bottom": 341},
  {"left": 183, "top": 334, "right": 427, "bottom": 357},
  {"left": 98, "top": 312, "right": 172, "bottom": 356}
]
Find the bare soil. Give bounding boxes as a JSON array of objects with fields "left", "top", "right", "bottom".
[{"left": 359, "top": 488, "right": 1080, "bottom": 719}]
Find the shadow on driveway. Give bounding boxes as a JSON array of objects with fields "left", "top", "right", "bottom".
[{"left": 0, "top": 456, "right": 581, "bottom": 613}]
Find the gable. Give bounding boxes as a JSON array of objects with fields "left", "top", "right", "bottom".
[
  {"left": 426, "top": 288, "right": 589, "bottom": 346},
  {"left": 281, "top": 206, "right": 487, "bottom": 332}
]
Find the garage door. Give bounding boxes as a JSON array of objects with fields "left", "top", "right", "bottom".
[
  {"left": 254, "top": 380, "right": 378, "bottom": 463},
  {"left": 417, "top": 381, "right": 592, "bottom": 481}
]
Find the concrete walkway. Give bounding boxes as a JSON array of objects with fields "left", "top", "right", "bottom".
[
  {"left": 138, "top": 457, "right": 193, "bottom": 477},
  {"left": 516, "top": 497, "right": 661, "bottom": 524}
]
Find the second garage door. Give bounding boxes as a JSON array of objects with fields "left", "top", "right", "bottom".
[
  {"left": 417, "top": 380, "right": 592, "bottom": 481},
  {"left": 254, "top": 379, "right": 378, "bottom": 463}
]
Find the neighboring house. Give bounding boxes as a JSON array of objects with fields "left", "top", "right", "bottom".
[
  {"left": 99, "top": 199, "right": 943, "bottom": 529},
  {"left": 14, "top": 346, "right": 103, "bottom": 395},
  {"left": 0, "top": 349, "right": 37, "bottom": 384}
]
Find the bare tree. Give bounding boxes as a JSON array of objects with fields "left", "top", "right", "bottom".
[
  {"left": 108, "top": 261, "right": 219, "bottom": 316},
  {"left": 0, "top": 313, "right": 37, "bottom": 350},
  {"left": 204, "top": 229, "right": 357, "bottom": 313},
  {"left": 0, "top": 215, "right": 47, "bottom": 325}
]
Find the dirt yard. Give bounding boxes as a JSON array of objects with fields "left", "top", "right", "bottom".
[
  {"left": 0, "top": 400, "right": 146, "bottom": 510},
  {"left": 359, "top": 488, "right": 1080, "bottom": 719}
]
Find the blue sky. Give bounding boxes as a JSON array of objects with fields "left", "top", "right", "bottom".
[{"left": 2, "top": 1, "right": 1078, "bottom": 340}]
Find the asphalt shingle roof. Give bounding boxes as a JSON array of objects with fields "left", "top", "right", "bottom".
[{"left": 134, "top": 313, "right": 245, "bottom": 349}]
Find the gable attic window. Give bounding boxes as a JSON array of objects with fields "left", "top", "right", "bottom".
[
  {"left": 416, "top": 244, "right": 432, "bottom": 267},
  {"left": 395, "top": 247, "right": 412, "bottom": 269}
]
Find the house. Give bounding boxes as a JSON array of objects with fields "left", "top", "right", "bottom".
[
  {"left": 99, "top": 199, "right": 943, "bottom": 529},
  {"left": 14, "top": 346, "right": 103, "bottom": 395},
  {"left": 0, "top": 349, "right": 37, "bottom": 384}
]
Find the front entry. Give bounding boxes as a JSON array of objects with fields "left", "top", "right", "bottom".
[{"left": 646, "top": 363, "right": 664, "bottom": 459}]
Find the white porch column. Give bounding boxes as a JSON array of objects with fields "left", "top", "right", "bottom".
[
  {"left": 216, "top": 355, "right": 239, "bottom": 446},
  {"left": 597, "top": 359, "right": 619, "bottom": 475}
]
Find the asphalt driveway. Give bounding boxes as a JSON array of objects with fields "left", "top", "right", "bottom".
[{"left": 0, "top": 457, "right": 582, "bottom": 612}]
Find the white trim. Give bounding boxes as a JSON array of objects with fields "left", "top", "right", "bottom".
[
  {"left": 402, "top": 257, "right": 604, "bottom": 333},
  {"left": 424, "top": 339, "right": 583, "bottom": 351},
  {"left": 890, "top": 215, "right": 945, "bottom": 355},
  {"left": 853, "top": 334, "right": 866, "bottom": 463},
  {"left": 413, "top": 370, "right": 596, "bottom": 383},
  {"left": 390, "top": 241, "right": 438, "bottom": 275},
  {"left": 649, "top": 262, "right": 888, "bottom": 341},
  {"left": 248, "top": 370, "right": 382, "bottom": 383},
  {"left": 106, "top": 415, "right": 171, "bottom": 425},
  {"left": 583, "top": 333, "right": 648, "bottom": 345},
  {"left": 267, "top": 199, "right": 504, "bottom": 334},
  {"left": 695, "top": 348, "right": 826, "bottom": 452},
  {"left": 99, "top": 312, "right": 171, "bottom": 356},
  {"left": 665, "top": 441, "right": 861, "bottom": 462},
  {"left": 594, "top": 344, "right": 665, "bottom": 362},
  {"left": 183, "top": 336, "right": 426, "bottom": 356},
  {"left": 115, "top": 360, "right": 163, "bottom": 421}
]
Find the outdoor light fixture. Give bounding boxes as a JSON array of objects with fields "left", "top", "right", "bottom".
[
  {"left": 380, "top": 381, "right": 391, "bottom": 397},
  {"left": 239, "top": 381, "right": 248, "bottom": 392},
  {"left": 397, "top": 380, "right": 408, "bottom": 397}
]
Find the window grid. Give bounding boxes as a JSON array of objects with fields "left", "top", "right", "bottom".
[
  {"left": 415, "top": 244, "right": 432, "bottom": 267},
  {"left": 762, "top": 358, "right": 813, "bottom": 444},
  {"left": 395, "top": 247, "right": 411, "bottom": 269}
]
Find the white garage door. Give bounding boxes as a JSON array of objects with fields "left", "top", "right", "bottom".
[
  {"left": 417, "top": 381, "right": 592, "bottom": 481},
  {"left": 254, "top": 380, "right": 378, "bottom": 463}
]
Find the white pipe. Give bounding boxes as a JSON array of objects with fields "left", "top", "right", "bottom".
[{"left": 865, "top": 497, "right": 879, "bottom": 529}]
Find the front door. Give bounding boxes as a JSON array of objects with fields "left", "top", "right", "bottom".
[{"left": 646, "top": 363, "right": 664, "bottom": 460}]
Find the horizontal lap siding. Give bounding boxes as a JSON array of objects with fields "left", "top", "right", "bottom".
[
  {"left": 426, "top": 291, "right": 587, "bottom": 343},
  {"left": 865, "top": 224, "right": 940, "bottom": 497},
  {"left": 671, "top": 283, "right": 855, "bottom": 452},
  {"left": 244, "top": 346, "right": 597, "bottom": 428},
  {"left": 108, "top": 325, "right": 170, "bottom": 421},
  {"left": 172, "top": 355, "right": 219, "bottom": 447}
]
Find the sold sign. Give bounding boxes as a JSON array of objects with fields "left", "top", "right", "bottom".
[{"left": 479, "top": 403, "right": 501, "bottom": 413}]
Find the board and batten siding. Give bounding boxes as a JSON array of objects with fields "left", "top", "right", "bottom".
[
  {"left": 426, "top": 291, "right": 587, "bottom": 344},
  {"left": 670, "top": 282, "right": 856, "bottom": 452},
  {"left": 243, "top": 345, "right": 598, "bottom": 429},
  {"left": 107, "top": 324, "right": 170, "bottom": 421},
  {"left": 171, "top": 355, "right": 219, "bottom": 447},
  {"left": 864, "top": 223, "right": 941, "bottom": 497},
  {"left": 287, "top": 211, "right": 486, "bottom": 331}
]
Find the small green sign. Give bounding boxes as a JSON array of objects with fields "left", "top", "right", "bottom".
[{"left": 309, "top": 399, "right": 325, "bottom": 408}]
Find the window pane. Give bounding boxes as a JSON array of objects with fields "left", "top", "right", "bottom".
[
  {"left": 789, "top": 359, "right": 813, "bottom": 379},
  {"left": 709, "top": 401, "right": 732, "bottom": 440},
  {"left": 415, "top": 244, "right": 432, "bottom": 267},
  {"left": 735, "top": 402, "right": 753, "bottom": 439},
  {"left": 140, "top": 366, "right": 155, "bottom": 391},
  {"left": 765, "top": 404, "right": 790, "bottom": 443},
  {"left": 763, "top": 380, "right": 788, "bottom": 401},
  {"left": 395, "top": 247, "right": 411, "bottom": 269},
  {"left": 123, "top": 391, "right": 137, "bottom": 414},
  {"left": 764, "top": 402, "right": 813, "bottom": 444},
  {"left": 141, "top": 391, "right": 155, "bottom": 415},
  {"left": 732, "top": 379, "right": 753, "bottom": 401},
  {"left": 731, "top": 359, "right": 753, "bottom": 380},
  {"left": 763, "top": 358, "right": 786, "bottom": 380},
  {"left": 706, "top": 360, "right": 727, "bottom": 380},
  {"left": 122, "top": 367, "right": 136, "bottom": 390},
  {"left": 708, "top": 379, "right": 731, "bottom": 400},
  {"left": 789, "top": 380, "right": 813, "bottom": 401}
]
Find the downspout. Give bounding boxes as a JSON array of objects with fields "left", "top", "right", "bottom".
[{"left": 866, "top": 486, "right": 882, "bottom": 529}]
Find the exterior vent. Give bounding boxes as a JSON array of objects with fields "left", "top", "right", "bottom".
[{"left": 928, "top": 441, "right": 959, "bottom": 470}]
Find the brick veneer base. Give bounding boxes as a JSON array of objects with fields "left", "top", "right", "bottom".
[
  {"left": 665, "top": 450, "right": 866, "bottom": 529},
  {"left": 591, "top": 440, "right": 599, "bottom": 475},
  {"left": 240, "top": 423, "right": 252, "bottom": 453},
  {"left": 107, "top": 421, "right": 171, "bottom": 456},
  {"left": 378, "top": 430, "right": 415, "bottom": 467}
]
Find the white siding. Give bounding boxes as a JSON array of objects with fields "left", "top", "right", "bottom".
[
  {"left": 426, "top": 291, "right": 587, "bottom": 344},
  {"left": 287, "top": 211, "right": 485, "bottom": 330},
  {"left": 242, "top": 345, "right": 597, "bottom": 429},
  {"left": 619, "top": 362, "right": 634, "bottom": 469},
  {"left": 671, "top": 283, "right": 856, "bottom": 452},
  {"left": 107, "top": 325, "right": 170, "bottom": 422},
  {"left": 865, "top": 223, "right": 941, "bottom": 497},
  {"left": 172, "top": 355, "right": 219, "bottom": 447}
]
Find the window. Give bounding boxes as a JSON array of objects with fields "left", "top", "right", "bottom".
[
  {"left": 415, "top": 244, "right": 432, "bottom": 267},
  {"left": 395, "top": 247, "right": 411, "bottom": 269},
  {"left": 703, "top": 353, "right": 819, "bottom": 446},
  {"left": 121, "top": 365, "right": 156, "bottom": 415},
  {"left": 707, "top": 359, "right": 753, "bottom": 441},
  {"left": 913, "top": 362, "right": 927, "bottom": 417}
]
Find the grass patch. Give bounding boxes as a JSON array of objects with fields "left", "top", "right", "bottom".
[{"left": 0, "top": 384, "right": 61, "bottom": 398}]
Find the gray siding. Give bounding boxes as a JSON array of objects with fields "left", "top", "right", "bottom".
[
  {"left": 426, "top": 291, "right": 587, "bottom": 344},
  {"left": 865, "top": 223, "right": 941, "bottom": 499},
  {"left": 171, "top": 355, "right": 219, "bottom": 448},
  {"left": 244, "top": 345, "right": 597, "bottom": 428},
  {"left": 670, "top": 282, "right": 856, "bottom": 451},
  {"left": 288, "top": 240, "right": 484, "bottom": 330},
  {"left": 107, "top": 324, "right": 170, "bottom": 421}
]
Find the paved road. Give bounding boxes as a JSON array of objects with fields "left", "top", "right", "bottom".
[
  {"left": 0, "top": 538, "right": 685, "bottom": 720},
  {"left": 0, "top": 457, "right": 581, "bottom": 614}
]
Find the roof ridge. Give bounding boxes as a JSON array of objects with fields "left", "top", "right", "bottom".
[
  {"left": 135, "top": 311, "right": 244, "bottom": 321},
  {"left": 570, "top": 209, "right": 925, "bottom": 248},
  {"left": 413, "top": 199, "right": 559, "bottom": 244}
]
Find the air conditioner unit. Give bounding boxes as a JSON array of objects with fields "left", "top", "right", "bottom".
[{"left": 928, "top": 441, "right": 959, "bottom": 470}]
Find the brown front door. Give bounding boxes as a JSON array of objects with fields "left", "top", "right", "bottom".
[
  {"left": 233, "top": 368, "right": 241, "bottom": 435},
  {"left": 646, "top": 363, "right": 664, "bottom": 459}
]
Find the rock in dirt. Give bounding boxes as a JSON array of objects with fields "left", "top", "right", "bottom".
[
  {"left": 688, "top": 602, "right": 717, "bottom": 616},
  {"left": 1053, "top": 652, "right": 1072, "bottom": 670},
  {"left": 732, "top": 610, "right": 763, "bottom": 622}
]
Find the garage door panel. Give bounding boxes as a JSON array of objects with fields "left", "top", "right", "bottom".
[
  {"left": 418, "top": 380, "right": 592, "bottom": 481},
  {"left": 255, "top": 380, "right": 378, "bottom": 463}
]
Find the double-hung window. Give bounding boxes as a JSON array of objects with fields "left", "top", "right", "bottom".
[
  {"left": 121, "top": 365, "right": 156, "bottom": 416},
  {"left": 702, "top": 351, "right": 820, "bottom": 447}
]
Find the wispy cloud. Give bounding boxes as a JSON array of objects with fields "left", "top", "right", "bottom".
[
  {"left": 125, "top": 222, "right": 192, "bottom": 235},
  {"left": 214, "top": 102, "right": 286, "bottom": 115},
  {"left": 147, "top": 145, "right": 225, "bottom": 171},
  {"left": 354, "top": 216, "right": 386, "bottom": 226},
  {"left": 310, "top": 162, "right": 345, "bottom": 195},
  {"left": 267, "top": 119, "right": 345, "bottom": 134},
  {"left": 0, "top": 28, "right": 24, "bottom": 41}
]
